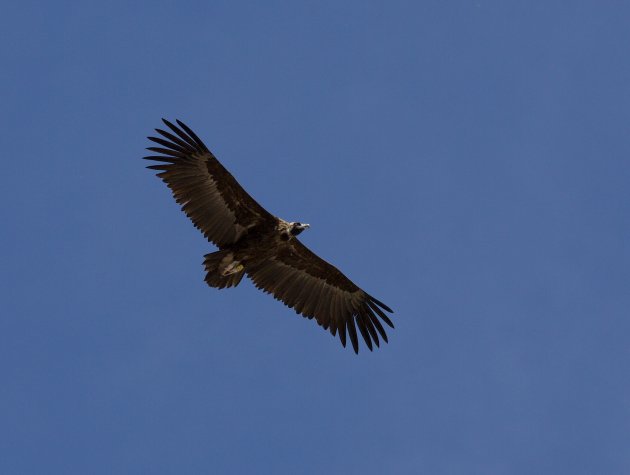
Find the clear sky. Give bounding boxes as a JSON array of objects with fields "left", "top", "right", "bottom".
[{"left": 2, "top": 1, "right": 629, "bottom": 473}]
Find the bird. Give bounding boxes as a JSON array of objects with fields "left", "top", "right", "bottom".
[{"left": 144, "top": 119, "right": 394, "bottom": 353}]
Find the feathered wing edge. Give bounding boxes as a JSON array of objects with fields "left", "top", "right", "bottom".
[
  {"left": 339, "top": 293, "right": 394, "bottom": 354},
  {"left": 145, "top": 118, "right": 209, "bottom": 162}
]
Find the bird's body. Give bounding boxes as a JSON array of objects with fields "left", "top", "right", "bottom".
[
  {"left": 202, "top": 218, "right": 306, "bottom": 288},
  {"left": 144, "top": 119, "right": 394, "bottom": 353}
]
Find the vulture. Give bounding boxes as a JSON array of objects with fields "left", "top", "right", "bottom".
[{"left": 144, "top": 119, "right": 394, "bottom": 353}]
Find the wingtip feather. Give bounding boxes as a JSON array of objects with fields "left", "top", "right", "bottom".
[{"left": 368, "top": 294, "right": 394, "bottom": 313}]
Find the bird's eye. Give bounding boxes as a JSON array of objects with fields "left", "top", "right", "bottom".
[{"left": 295, "top": 222, "right": 301, "bottom": 226}]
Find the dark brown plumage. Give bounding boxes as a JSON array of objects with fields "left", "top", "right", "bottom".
[{"left": 144, "top": 119, "right": 394, "bottom": 353}]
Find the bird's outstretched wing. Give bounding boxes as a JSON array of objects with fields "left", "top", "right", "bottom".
[
  {"left": 144, "top": 119, "right": 274, "bottom": 247},
  {"left": 246, "top": 239, "right": 394, "bottom": 353}
]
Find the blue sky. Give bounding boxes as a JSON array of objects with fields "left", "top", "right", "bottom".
[{"left": 2, "top": 1, "right": 629, "bottom": 473}]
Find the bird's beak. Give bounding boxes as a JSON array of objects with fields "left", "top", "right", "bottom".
[{"left": 302, "top": 223, "right": 310, "bottom": 229}]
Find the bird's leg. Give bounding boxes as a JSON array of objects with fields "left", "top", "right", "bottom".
[{"left": 220, "top": 259, "right": 244, "bottom": 276}]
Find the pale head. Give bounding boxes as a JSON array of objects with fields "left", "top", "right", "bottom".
[{"left": 290, "top": 222, "right": 310, "bottom": 236}]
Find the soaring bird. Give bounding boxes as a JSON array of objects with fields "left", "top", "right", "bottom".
[{"left": 144, "top": 119, "right": 394, "bottom": 353}]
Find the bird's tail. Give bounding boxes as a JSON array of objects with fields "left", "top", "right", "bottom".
[{"left": 203, "top": 250, "right": 245, "bottom": 289}]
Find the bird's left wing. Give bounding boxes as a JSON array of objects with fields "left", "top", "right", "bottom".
[
  {"left": 246, "top": 239, "right": 394, "bottom": 353},
  {"left": 144, "top": 119, "right": 274, "bottom": 248}
]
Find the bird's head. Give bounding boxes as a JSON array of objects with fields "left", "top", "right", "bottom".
[{"left": 290, "top": 222, "right": 310, "bottom": 236}]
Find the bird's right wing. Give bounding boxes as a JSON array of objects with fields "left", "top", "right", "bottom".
[
  {"left": 246, "top": 238, "right": 394, "bottom": 353},
  {"left": 144, "top": 119, "right": 274, "bottom": 248}
]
